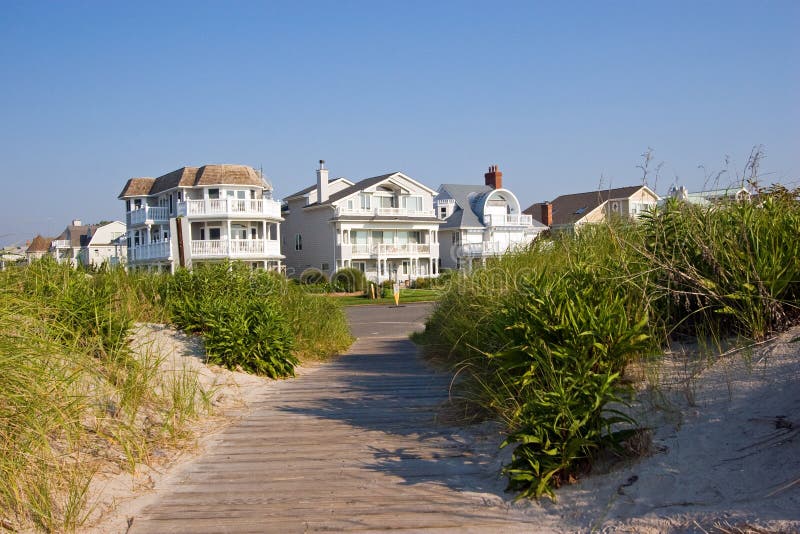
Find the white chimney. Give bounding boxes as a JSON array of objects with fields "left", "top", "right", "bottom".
[
  {"left": 316, "top": 160, "right": 329, "bottom": 203},
  {"left": 72, "top": 219, "right": 82, "bottom": 227}
]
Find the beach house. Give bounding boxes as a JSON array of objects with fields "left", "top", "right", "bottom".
[{"left": 118, "top": 164, "right": 283, "bottom": 272}]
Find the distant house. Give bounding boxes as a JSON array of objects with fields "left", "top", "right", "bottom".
[
  {"left": 667, "top": 185, "right": 750, "bottom": 206},
  {"left": 435, "top": 166, "right": 547, "bottom": 270},
  {"left": 25, "top": 235, "right": 53, "bottom": 263},
  {"left": 0, "top": 246, "right": 25, "bottom": 270},
  {"left": 50, "top": 220, "right": 127, "bottom": 267},
  {"left": 281, "top": 161, "right": 442, "bottom": 284},
  {"left": 524, "top": 185, "right": 660, "bottom": 231},
  {"left": 119, "top": 164, "right": 283, "bottom": 272}
]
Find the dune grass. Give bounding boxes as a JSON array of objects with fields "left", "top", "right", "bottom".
[
  {"left": 0, "top": 260, "right": 352, "bottom": 531},
  {"left": 417, "top": 186, "right": 800, "bottom": 499}
]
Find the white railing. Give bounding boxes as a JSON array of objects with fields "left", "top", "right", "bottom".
[
  {"left": 334, "top": 206, "right": 436, "bottom": 218},
  {"left": 51, "top": 240, "right": 71, "bottom": 249},
  {"left": 179, "top": 199, "right": 282, "bottom": 219},
  {"left": 128, "top": 206, "right": 170, "bottom": 226},
  {"left": 129, "top": 241, "right": 171, "bottom": 261},
  {"left": 458, "top": 242, "right": 504, "bottom": 257},
  {"left": 484, "top": 213, "right": 533, "bottom": 227},
  {"left": 340, "top": 243, "right": 432, "bottom": 258},
  {"left": 190, "top": 239, "right": 281, "bottom": 258}
]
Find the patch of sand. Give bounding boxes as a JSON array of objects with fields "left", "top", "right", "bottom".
[{"left": 549, "top": 326, "right": 800, "bottom": 532}]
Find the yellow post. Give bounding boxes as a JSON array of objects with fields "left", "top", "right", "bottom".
[
  {"left": 370, "top": 283, "right": 376, "bottom": 299},
  {"left": 393, "top": 281, "right": 400, "bottom": 306}
]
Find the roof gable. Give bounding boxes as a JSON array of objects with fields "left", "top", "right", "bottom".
[
  {"left": 119, "top": 165, "right": 269, "bottom": 199},
  {"left": 524, "top": 185, "right": 657, "bottom": 226}
]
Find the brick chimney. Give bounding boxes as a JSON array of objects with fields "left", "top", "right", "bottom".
[
  {"left": 484, "top": 165, "right": 502, "bottom": 189},
  {"left": 541, "top": 202, "right": 553, "bottom": 227}
]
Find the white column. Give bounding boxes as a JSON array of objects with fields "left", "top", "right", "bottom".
[{"left": 226, "top": 220, "right": 231, "bottom": 255}]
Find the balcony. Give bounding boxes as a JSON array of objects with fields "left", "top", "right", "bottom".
[
  {"left": 339, "top": 243, "right": 433, "bottom": 259},
  {"left": 51, "top": 239, "right": 71, "bottom": 250},
  {"left": 128, "top": 206, "right": 170, "bottom": 226},
  {"left": 178, "top": 199, "right": 282, "bottom": 220},
  {"left": 458, "top": 242, "right": 504, "bottom": 257},
  {"left": 334, "top": 206, "right": 436, "bottom": 219},
  {"left": 190, "top": 239, "right": 282, "bottom": 259},
  {"left": 129, "top": 241, "right": 171, "bottom": 262},
  {"left": 483, "top": 213, "right": 533, "bottom": 227}
]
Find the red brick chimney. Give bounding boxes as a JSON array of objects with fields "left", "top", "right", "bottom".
[
  {"left": 484, "top": 165, "right": 502, "bottom": 189},
  {"left": 541, "top": 202, "right": 553, "bottom": 226}
]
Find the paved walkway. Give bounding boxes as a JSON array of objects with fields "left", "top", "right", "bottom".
[{"left": 129, "top": 303, "right": 541, "bottom": 533}]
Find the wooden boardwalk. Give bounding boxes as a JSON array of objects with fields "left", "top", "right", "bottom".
[{"left": 129, "top": 303, "right": 543, "bottom": 533}]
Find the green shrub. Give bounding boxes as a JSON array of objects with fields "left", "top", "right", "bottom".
[
  {"left": 496, "top": 269, "right": 651, "bottom": 499},
  {"left": 331, "top": 268, "right": 367, "bottom": 292},
  {"left": 300, "top": 268, "right": 328, "bottom": 285},
  {"left": 203, "top": 299, "right": 296, "bottom": 378},
  {"left": 419, "top": 187, "right": 800, "bottom": 500}
]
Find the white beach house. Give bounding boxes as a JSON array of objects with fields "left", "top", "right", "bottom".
[
  {"left": 281, "top": 161, "right": 443, "bottom": 284},
  {"left": 435, "top": 166, "right": 547, "bottom": 270},
  {"left": 118, "top": 164, "right": 283, "bottom": 272}
]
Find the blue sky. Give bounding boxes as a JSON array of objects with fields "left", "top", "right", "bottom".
[{"left": 1, "top": 1, "right": 798, "bottom": 246}]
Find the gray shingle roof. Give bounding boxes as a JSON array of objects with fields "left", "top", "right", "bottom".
[
  {"left": 437, "top": 184, "right": 494, "bottom": 229},
  {"left": 318, "top": 173, "right": 398, "bottom": 206},
  {"left": 284, "top": 177, "right": 352, "bottom": 200}
]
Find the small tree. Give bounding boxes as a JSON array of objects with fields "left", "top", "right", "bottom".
[{"left": 331, "top": 268, "right": 367, "bottom": 292}]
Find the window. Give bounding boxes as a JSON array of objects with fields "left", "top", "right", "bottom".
[
  {"left": 251, "top": 228, "right": 257, "bottom": 239},
  {"left": 200, "top": 228, "right": 205, "bottom": 241},
  {"left": 126, "top": 200, "right": 131, "bottom": 211},
  {"left": 295, "top": 234, "right": 302, "bottom": 251},
  {"left": 177, "top": 191, "right": 182, "bottom": 201},
  {"left": 208, "top": 188, "right": 220, "bottom": 199},
  {"left": 354, "top": 261, "right": 366, "bottom": 273},
  {"left": 360, "top": 193, "right": 371, "bottom": 210},
  {"left": 134, "top": 199, "right": 142, "bottom": 209},
  {"left": 169, "top": 193, "right": 174, "bottom": 214},
  {"left": 438, "top": 205, "right": 448, "bottom": 219},
  {"left": 209, "top": 228, "right": 221, "bottom": 240},
  {"left": 232, "top": 224, "right": 247, "bottom": 239},
  {"left": 378, "top": 196, "right": 395, "bottom": 209},
  {"left": 403, "top": 196, "right": 423, "bottom": 212},
  {"left": 321, "top": 263, "right": 329, "bottom": 271}
]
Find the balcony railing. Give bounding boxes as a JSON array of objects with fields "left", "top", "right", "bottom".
[
  {"left": 339, "top": 243, "right": 433, "bottom": 258},
  {"left": 129, "top": 241, "right": 171, "bottom": 262},
  {"left": 484, "top": 213, "right": 533, "bottom": 227},
  {"left": 190, "top": 239, "right": 281, "bottom": 258},
  {"left": 178, "top": 199, "right": 282, "bottom": 219},
  {"left": 458, "top": 242, "right": 504, "bottom": 257},
  {"left": 51, "top": 240, "right": 71, "bottom": 249},
  {"left": 128, "top": 206, "right": 170, "bottom": 226},
  {"left": 334, "top": 206, "right": 436, "bottom": 218}
]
